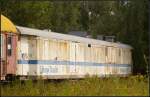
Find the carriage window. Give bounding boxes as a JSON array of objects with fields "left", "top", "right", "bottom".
[
  {"left": 88, "top": 44, "right": 91, "bottom": 47},
  {"left": 7, "top": 36, "right": 12, "bottom": 56}
]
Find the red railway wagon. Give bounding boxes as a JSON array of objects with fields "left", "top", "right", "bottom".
[{"left": 0, "top": 15, "right": 19, "bottom": 80}]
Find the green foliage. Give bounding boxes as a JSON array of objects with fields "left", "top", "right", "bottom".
[{"left": 1, "top": 76, "right": 149, "bottom": 96}]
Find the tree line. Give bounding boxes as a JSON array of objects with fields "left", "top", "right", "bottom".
[{"left": 1, "top": 0, "right": 149, "bottom": 75}]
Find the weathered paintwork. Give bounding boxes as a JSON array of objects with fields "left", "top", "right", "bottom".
[
  {"left": 0, "top": 16, "right": 133, "bottom": 80},
  {"left": 16, "top": 34, "right": 132, "bottom": 79},
  {"left": 0, "top": 33, "right": 18, "bottom": 80},
  {"left": 0, "top": 15, "right": 18, "bottom": 80},
  {"left": 1, "top": 15, "right": 18, "bottom": 33}
]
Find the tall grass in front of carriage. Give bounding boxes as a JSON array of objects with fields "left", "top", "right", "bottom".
[{"left": 1, "top": 75, "right": 149, "bottom": 96}]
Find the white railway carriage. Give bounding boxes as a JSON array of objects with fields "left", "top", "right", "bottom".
[{"left": 16, "top": 26, "right": 133, "bottom": 79}]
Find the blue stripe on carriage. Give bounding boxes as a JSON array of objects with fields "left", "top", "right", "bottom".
[{"left": 17, "top": 60, "right": 131, "bottom": 67}]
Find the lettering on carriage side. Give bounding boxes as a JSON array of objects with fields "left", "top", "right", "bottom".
[{"left": 40, "top": 66, "right": 58, "bottom": 74}]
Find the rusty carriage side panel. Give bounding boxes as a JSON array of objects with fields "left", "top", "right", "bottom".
[
  {"left": 17, "top": 35, "right": 133, "bottom": 79},
  {"left": 104, "top": 46, "right": 132, "bottom": 76},
  {"left": 37, "top": 38, "right": 70, "bottom": 77},
  {"left": 17, "top": 35, "right": 38, "bottom": 76},
  {"left": 120, "top": 48, "right": 132, "bottom": 75},
  {"left": 17, "top": 36, "right": 71, "bottom": 79},
  {"left": 1, "top": 33, "right": 18, "bottom": 80},
  {"left": 16, "top": 26, "right": 133, "bottom": 79},
  {"left": 6, "top": 34, "right": 18, "bottom": 75}
]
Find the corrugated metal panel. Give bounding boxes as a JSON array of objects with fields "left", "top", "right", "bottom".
[
  {"left": 17, "top": 34, "right": 132, "bottom": 77},
  {"left": 29, "top": 38, "right": 37, "bottom": 75},
  {"left": 76, "top": 43, "right": 85, "bottom": 74},
  {"left": 28, "top": 38, "right": 37, "bottom": 60},
  {"left": 19, "top": 36, "right": 29, "bottom": 75},
  {"left": 37, "top": 38, "right": 70, "bottom": 75},
  {"left": 69, "top": 42, "right": 76, "bottom": 73}
]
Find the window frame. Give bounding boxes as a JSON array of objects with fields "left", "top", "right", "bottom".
[{"left": 7, "top": 36, "right": 12, "bottom": 56}]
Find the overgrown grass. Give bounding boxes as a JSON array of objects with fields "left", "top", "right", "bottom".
[{"left": 1, "top": 75, "right": 149, "bottom": 96}]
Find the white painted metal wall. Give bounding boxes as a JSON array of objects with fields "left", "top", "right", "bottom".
[{"left": 17, "top": 35, "right": 132, "bottom": 78}]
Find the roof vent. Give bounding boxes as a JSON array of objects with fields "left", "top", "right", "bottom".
[
  {"left": 86, "top": 35, "right": 92, "bottom": 38},
  {"left": 68, "top": 31, "right": 87, "bottom": 37},
  {"left": 97, "top": 35, "right": 104, "bottom": 40},
  {"left": 43, "top": 29, "right": 51, "bottom": 32},
  {"left": 104, "top": 36, "right": 116, "bottom": 42}
]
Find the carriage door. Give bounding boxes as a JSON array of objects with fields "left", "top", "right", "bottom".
[
  {"left": 6, "top": 35, "right": 17, "bottom": 75},
  {"left": 69, "top": 42, "right": 76, "bottom": 73}
]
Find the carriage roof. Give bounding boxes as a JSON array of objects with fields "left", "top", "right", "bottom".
[
  {"left": 1, "top": 14, "right": 18, "bottom": 33},
  {"left": 17, "top": 26, "right": 133, "bottom": 49}
]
